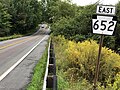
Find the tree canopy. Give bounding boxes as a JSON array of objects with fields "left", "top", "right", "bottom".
[
  {"left": 0, "top": 0, "right": 120, "bottom": 51},
  {"left": 0, "top": 0, "right": 42, "bottom": 36}
]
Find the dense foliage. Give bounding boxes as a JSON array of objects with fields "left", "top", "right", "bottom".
[
  {"left": 0, "top": 1, "right": 11, "bottom": 36},
  {"left": 0, "top": 0, "right": 42, "bottom": 36},
  {"left": 53, "top": 35, "right": 120, "bottom": 90},
  {"left": 50, "top": 1, "right": 120, "bottom": 52}
]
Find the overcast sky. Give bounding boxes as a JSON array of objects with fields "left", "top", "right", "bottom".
[{"left": 72, "top": 0, "right": 119, "bottom": 6}]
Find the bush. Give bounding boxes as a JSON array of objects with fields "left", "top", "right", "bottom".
[
  {"left": 66, "top": 40, "right": 120, "bottom": 85},
  {"left": 53, "top": 36, "right": 120, "bottom": 89}
]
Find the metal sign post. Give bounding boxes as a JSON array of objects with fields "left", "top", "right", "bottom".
[
  {"left": 92, "top": 5, "right": 117, "bottom": 90},
  {"left": 93, "top": 35, "right": 104, "bottom": 90}
]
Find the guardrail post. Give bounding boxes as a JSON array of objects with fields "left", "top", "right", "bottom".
[{"left": 53, "top": 75, "right": 57, "bottom": 90}]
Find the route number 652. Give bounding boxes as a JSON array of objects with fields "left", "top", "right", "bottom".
[
  {"left": 93, "top": 20, "right": 115, "bottom": 31},
  {"left": 92, "top": 16, "right": 117, "bottom": 35}
]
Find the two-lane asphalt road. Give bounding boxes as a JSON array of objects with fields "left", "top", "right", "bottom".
[{"left": 0, "top": 29, "right": 49, "bottom": 90}]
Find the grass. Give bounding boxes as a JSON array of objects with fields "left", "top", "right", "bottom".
[
  {"left": 0, "top": 34, "right": 23, "bottom": 41},
  {"left": 27, "top": 47, "right": 48, "bottom": 90}
]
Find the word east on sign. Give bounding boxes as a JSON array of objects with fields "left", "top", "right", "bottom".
[
  {"left": 92, "top": 5, "right": 117, "bottom": 35},
  {"left": 96, "top": 5, "right": 116, "bottom": 15}
]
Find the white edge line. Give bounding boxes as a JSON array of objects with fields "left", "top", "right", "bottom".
[
  {"left": 0, "top": 35, "right": 48, "bottom": 81},
  {"left": 42, "top": 40, "right": 50, "bottom": 90}
]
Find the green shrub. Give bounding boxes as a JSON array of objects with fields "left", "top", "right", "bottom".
[
  {"left": 65, "top": 40, "right": 120, "bottom": 86},
  {"left": 53, "top": 36, "right": 120, "bottom": 89}
]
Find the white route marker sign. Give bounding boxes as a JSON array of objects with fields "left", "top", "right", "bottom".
[
  {"left": 92, "top": 5, "right": 117, "bottom": 35},
  {"left": 92, "top": 15, "right": 117, "bottom": 35}
]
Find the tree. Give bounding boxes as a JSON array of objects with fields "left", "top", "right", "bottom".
[
  {"left": 51, "top": 4, "right": 96, "bottom": 38},
  {"left": 40, "top": 0, "right": 78, "bottom": 23},
  {"left": 115, "top": 1, "right": 120, "bottom": 51},
  {"left": 8, "top": 0, "right": 41, "bottom": 34},
  {"left": 0, "top": 1, "right": 11, "bottom": 36}
]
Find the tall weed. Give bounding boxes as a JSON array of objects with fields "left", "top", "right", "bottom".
[{"left": 53, "top": 36, "right": 120, "bottom": 89}]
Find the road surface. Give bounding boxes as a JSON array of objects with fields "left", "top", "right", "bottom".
[{"left": 0, "top": 28, "right": 49, "bottom": 90}]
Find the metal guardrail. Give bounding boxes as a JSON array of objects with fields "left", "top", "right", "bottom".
[{"left": 43, "top": 40, "right": 57, "bottom": 90}]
